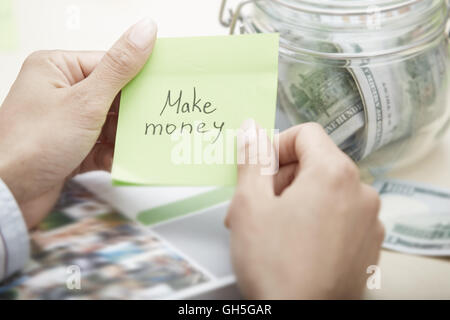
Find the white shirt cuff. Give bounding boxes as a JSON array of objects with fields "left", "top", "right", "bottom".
[{"left": 0, "top": 178, "right": 30, "bottom": 281}]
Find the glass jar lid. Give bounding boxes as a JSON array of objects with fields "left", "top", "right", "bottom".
[{"left": 220, "top": 0, "right": 449, "bottom": 60}]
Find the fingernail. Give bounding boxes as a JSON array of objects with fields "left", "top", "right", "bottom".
[{"left": 128, "top": 17, "right": 157, "bottom": 50}]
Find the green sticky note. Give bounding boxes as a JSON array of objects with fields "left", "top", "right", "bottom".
[
  {"left": 112, "top": 33, "right": 279, "bottom": 186},
  {"left": 0, "top": 0, "right": 17, "bottom": 51}
]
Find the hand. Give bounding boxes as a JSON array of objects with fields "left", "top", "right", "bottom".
[
  {"left": 0, "top": 18, "right": 157, "bottom": 228},
  {"left": 226, "top": 121, "right": 384, "bottom": 299}
]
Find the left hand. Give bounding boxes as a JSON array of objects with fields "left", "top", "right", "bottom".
[
  {"left": 0, "top": 18, "right": 157, "bottom": 228},
  {"left": 226, "top": 121, "right": 384, "bottom": 299}
]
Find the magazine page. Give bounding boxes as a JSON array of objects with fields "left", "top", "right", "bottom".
[{"left": 0, "top": 180, "right": 214, "bottom": 299}]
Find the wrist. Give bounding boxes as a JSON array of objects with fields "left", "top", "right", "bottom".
[{"left": 0, "top": 160, "right": 27, "bottom": 205}]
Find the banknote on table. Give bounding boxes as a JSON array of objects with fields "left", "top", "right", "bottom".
[{"left": 373, "top": 179, "right": 450, "bottom": 256}]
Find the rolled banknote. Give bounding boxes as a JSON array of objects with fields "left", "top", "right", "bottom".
[
  {"left": 348, "top": 39, "right": 449, "bottom": 159},
  {"left": 373, "top": 179, "right": 450, "bottom": 256},
  {"left": 278, "top": 36, "right": 448, "bottom": 161},
  {"left": 278, "top": 63, "right": 365, "bottom": 147}
]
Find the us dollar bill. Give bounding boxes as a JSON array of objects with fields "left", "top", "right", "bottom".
[
  {"left": 278, "top": 63, "right": 365, "bottom": 147},
  {"left": 373, "top": 179, "right": 450, "bottom": 256},
  {"left": 348, "top": 40, "right": 448, "bottom": 159},
  {"left": 278, "top": 38, "right": 448, "bottom": 161}
]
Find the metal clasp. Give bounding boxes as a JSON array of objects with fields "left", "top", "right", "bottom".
[{"left": 446, "top": 0, "right": 450, "bottom": 38}]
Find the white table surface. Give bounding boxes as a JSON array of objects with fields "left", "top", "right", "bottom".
[{"left": 1, "top": 0, "right": 450, "bottom": 299}]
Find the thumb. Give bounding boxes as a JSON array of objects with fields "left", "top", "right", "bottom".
[
  {"left": 236, "top": 119, "right": 275, "bottom": 196},
  {"left": 82, "top": 17, "right": 157, "bottom": 106}
]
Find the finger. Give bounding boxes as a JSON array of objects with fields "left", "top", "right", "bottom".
[
  {"left": 278, "top": 122, "right": 342, "bottom": 168},
  {"left": 273, "top": 163, "right": 298, "bottom": 196},
  {"left": 236, "top": 119, "right": 275, "bottom": 196},
  {"left": 74, "top": 51, "right": 105, "bottom": 76},
  {"left": 360, "top": 184, "right": 382, "bottom": 223},
  {"left": 65, "top": 51, "right": 105, "bottom": 84},
  {"left": 20, "top": 50, "right": 105, "bottom": 87},
  {"left": 78, "top": 17, "right": 157, "bottom": 108}
]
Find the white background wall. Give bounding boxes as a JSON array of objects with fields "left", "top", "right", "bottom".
[{"left": 0, "top": 0, "right": 228, "bottom": 101}]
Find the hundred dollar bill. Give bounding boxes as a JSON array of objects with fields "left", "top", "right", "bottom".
[
  {"left": 278, "top": 39, "right": 448, "bottom": 160},
  {"left": 278, "top": 62, "right": 365, "bottom": 147},
  {"left": 348, "top": 40, "right": 448, "bottom": 159},
  {"left": 277, "top": 41, "right": 366, "bottom": 148},
  {"left": 373, "top": 179, "right": 450, "bottom": 256}
]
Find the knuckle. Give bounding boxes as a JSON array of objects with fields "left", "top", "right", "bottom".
[
  {"left": 23, "top": 50, "right": 50, "bottom": 67},
  {"left": 296, "top": 122, "right": 324, "bottom": 138},
  {"left": 318, "top": 156, "right": 359, "bottom": 186},
  {"left": 336, "top": 157, "right": 359, "bottom": 181},
  {"left": 103, "top": 46, "right": 135, "bottom": 76},
  {"left": 226, "top": 190, "right": 253, "bottom": 226},
  {"left": 232, "top": 190, "right": 253, "bottom": 212}
]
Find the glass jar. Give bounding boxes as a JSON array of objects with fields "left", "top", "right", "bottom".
[{"left": 219, "top": 0, "right": 450, "bottom": 178}]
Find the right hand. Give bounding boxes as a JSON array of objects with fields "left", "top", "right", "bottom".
[{"left": 226, "top": 121, "right": 384, "bottom": 299}]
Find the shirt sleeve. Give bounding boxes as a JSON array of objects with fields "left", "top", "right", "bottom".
[{"left": 0, "top": 178, "right": 30, "bottom": 281}]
